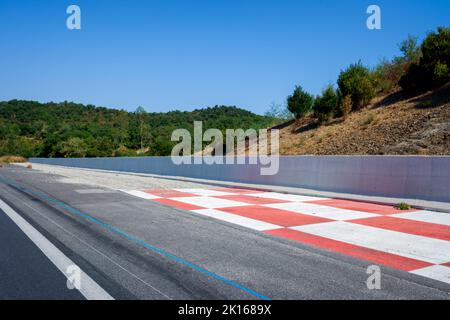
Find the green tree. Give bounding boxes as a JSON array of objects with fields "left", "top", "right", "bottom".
[
  {"left": 399, "top": 35, "right": 422, "bottom": 63},
  {"left": 134, "top": 106, "right": 148, "bottom": 150},
  {"left": 286, "top": 86, "right": 314, "bottom": 119},
  {"left": 0, "top": 100, "right": 274, "bottom": 158},
  {"left": 421, "top": 27, "right": 450, "bottom": 73},
  {"left": 337, "top": 62, "right": 376, "bottom": 110},
  {"left": 59, "top": 138, "right": 88, "bottom": 158},
  {"left": 313, "top": 85, "right": 339, "bottom": 124},
  {"left": 400, "top": 27, "right": 450, "bottom": 91}
]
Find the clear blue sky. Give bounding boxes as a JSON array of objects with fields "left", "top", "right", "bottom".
[{"left": 0, "top": 0, "right": 448, "bottom": 114}]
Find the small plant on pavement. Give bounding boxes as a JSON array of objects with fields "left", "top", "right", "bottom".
[{"left": 395, "top": 202, "right": 411, "bottom": 210}]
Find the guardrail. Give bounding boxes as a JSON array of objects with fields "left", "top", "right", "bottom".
[{"left": 30, "top": 156, "right": 450, "bottom": 202}]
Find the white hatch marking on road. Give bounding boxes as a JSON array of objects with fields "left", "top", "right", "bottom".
[{"left": 411, "top": 265, "right": 450, "bottom": 284}]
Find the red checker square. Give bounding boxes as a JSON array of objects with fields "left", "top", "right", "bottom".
[
  {"left": 214, "top": 195, "right": 290, "bottom": 205},
  {"left": 220, "top": 205, "right": 332, "bottom": 227},
  {"left": 265, "top": 228, "right": 432, "bottom": 272},
  {"left": 143, "top": 189, "right": 196, "bottom": 198},
  {"left": 306, "top": 199, "right": 417, "bottom": 215},
  {"left": 350, "top": 216, "right": 450, "bottom": 241},
  {"left": 152, "top": 198, "right": 204, "bottom": 211}
]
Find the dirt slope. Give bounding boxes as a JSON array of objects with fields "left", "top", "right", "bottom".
[{"left": 279, "top": 83, "right": 450, "bottom": 155}]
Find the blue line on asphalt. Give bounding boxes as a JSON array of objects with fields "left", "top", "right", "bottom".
[{"left": 0, "top": 176, "right": 270, "bottom": 300}]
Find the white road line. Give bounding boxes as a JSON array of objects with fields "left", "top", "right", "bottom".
[
  {"left": 391, "top": 210, "right": 450, "bottom": 227},
  {"left": 411, "top": 265, "right": 450, "bottom": 284},
  {"left": 292, "top": 221, "right": 450, "bottom": 264},
  {"left": 17, "top": 199, "right": 172, "bottom": 300},
  {"left": 0, "top": 199, "right": 114, "bottom": 300},
  {"left": 192, "top": 209, "right": 283, "bottom": 231},
  {"left": 266, "top": 202, "right": 378, "bottom": 221}
]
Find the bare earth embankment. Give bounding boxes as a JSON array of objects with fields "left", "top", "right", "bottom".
[{"left": 279, "top": 83, "right": 450, "bottom": 155}]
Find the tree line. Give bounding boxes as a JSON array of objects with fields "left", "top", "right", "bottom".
[{"left": 0, "top": 102, "right": 274, "bottom": 158}]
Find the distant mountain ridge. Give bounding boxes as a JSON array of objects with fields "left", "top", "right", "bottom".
[{"left": 0, "top": 100, "right": 275, "bottom": 158}]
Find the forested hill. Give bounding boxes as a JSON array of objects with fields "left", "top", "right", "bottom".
[{"left": 0, "top": 100, "right": 275, "bottom": 158}]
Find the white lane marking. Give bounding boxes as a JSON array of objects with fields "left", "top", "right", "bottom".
[
  {"left": 192, "top": 209, "right": 283, "bottom": 231},
  {"left": 247, "top": 192, "right": 328, "bottom": 202},
  {"left": 174, "top": 189, "right": 235, "bottom": 197},
  {"left": 391, "top": 210, "right": 450, "bottom": 227},
  {"left": 170, "top": 196, "right": 248, "bottom": 209},
  {"left": 17, "top": 199, "right": 172, "bottom": 300},
  {"left": 411, "top": 265, "right": 450, "bottom": 284},
  {"left": 124, "top": 190, "right": 162, "bottom": 200},
  {"left": 0, "top": 199, "right": 114, "bottom": 300},
  {"left": 266, "top": 202, "right": 378, "bottom": 221},
  {"left": 292, "top": 221, "right": 450, "bottom": 264}
]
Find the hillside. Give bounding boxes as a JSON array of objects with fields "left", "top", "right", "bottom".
[
  {"left": 0, "top": 101, "right": 274, "bottom": 158},
  {"left": 278, "top": 83, "right": 450, "bottom": 155}
]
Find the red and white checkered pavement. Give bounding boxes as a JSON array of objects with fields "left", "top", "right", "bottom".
[{"left": 123, "top": 187, "right": 450, "bottom": 285}]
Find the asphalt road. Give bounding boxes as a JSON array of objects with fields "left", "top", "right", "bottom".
[
  {"left": 0, "top": 208, "right": 84, "bottom": 300},
  {"left": 0, "top": 165, "right": 449, "bottom": 300}
]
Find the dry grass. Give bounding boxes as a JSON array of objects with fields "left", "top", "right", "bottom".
[{"left": 0, "top": 156, "right": 28, "bottom": 164}]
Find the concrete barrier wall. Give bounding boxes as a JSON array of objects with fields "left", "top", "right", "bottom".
[{"left": 29, "top": 156, "right": 450, "bottom": 202}]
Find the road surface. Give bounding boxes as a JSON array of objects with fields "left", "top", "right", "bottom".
[{"left": 0, "top": 164, "right": 449, "bottom": 299}]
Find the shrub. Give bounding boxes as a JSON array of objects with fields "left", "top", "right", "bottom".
[
  {"left": 417, "top": 100, "right": 434, "bottom": 108},
  {"left": 337, "top": 62, "right": 376, "bottom": 110},
  {"left": 434, "top": 61, "right": 449, "bottom": 82},
  {"left": 400, "top": 27, "right": 450, "bottom": 91},
  {"left": 313, "top": 85, "right": 339, "bottom": 124},
  {"left": 399, "top": 63, "right": 428, "bottom": 91},
  {"left": 421, "top": 27, "right": 450, "bottom": 72},
  {"left": 395, "top": 202, "right": 412, "bottom": 210},
  {"left": 399, "top": 34, "right": 422, "bottom": 63},
  {"left": 59, "top": 137, "right": 88, "bottom": 158},
  {"left": 361, "top": 113, "right": 375, "bottom": 127},
  {"left": 287, "top": 86, "right": 314, "bottom": 119},
  {"left": 0, "top": 156, "right": 27, "bottom": 164},
  {"left": 113, "top": 145, "right": 137, "bottom": 157},
  {"left": 372, "top": 58, "right": 404, "bottom": 93},
  {"left": 340, "top": 95, "right": 353, "bottom": 119},
  {"left": 372, "top": 36, "right": 421, "bottom": 94}
]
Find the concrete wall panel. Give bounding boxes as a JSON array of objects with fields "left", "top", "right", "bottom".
[{"left": 29, "top": 156, "right": 450, "bottom": 202}]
